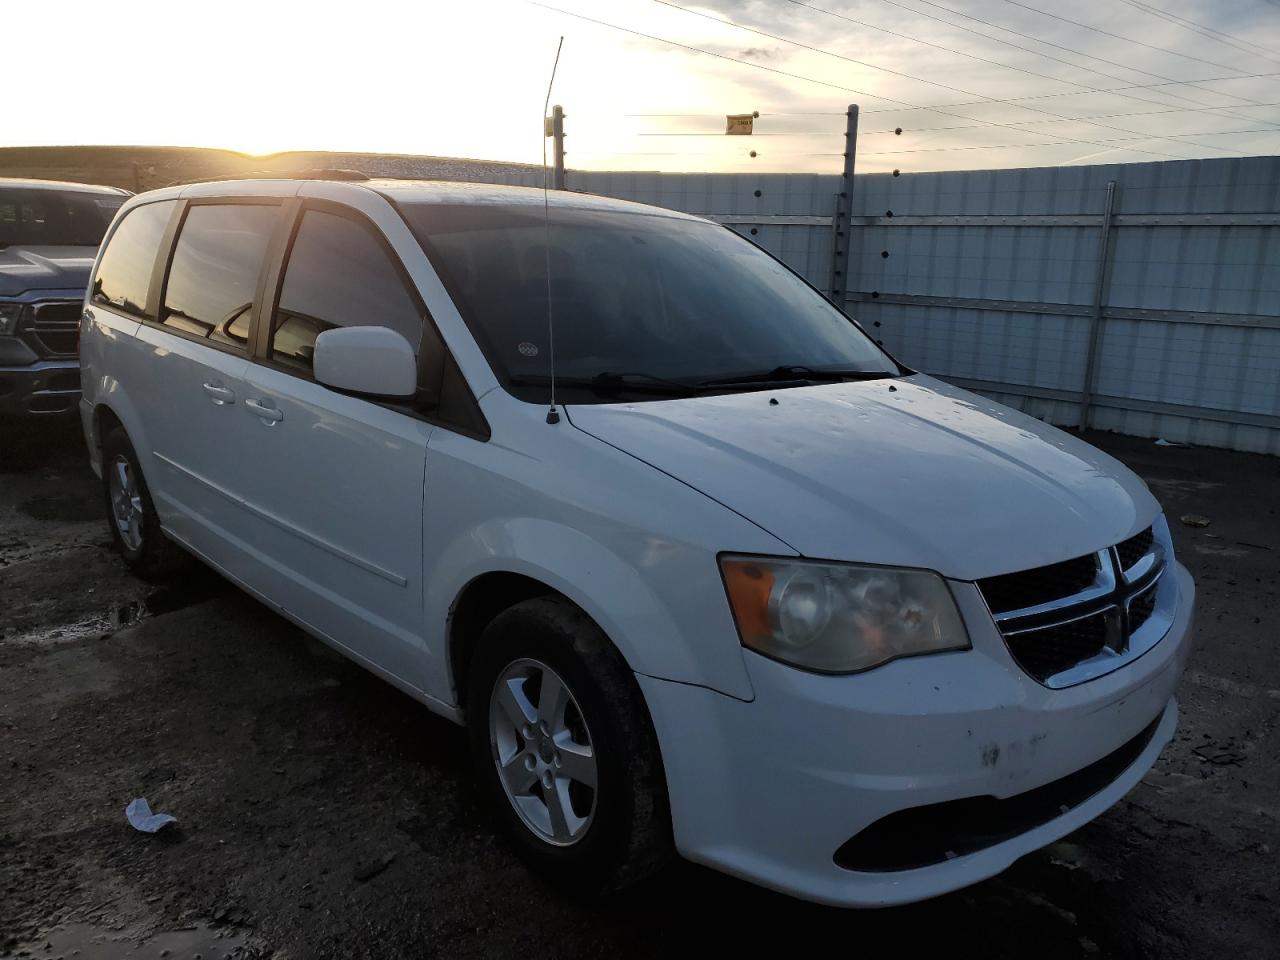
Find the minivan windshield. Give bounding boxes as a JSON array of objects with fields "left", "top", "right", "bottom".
[
  {"left": 401, "top": 202, "right": 899, "bottom": 402},
  {"left": 0, "top": 188, "right": 124, "bottom": 249}
]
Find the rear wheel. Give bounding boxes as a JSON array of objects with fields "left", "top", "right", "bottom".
[
  {"left": 467, "top": 596, "right": 672, "bottom": 893},
  {"left": 101, "top": 426, "right": 185, "bottom": 579}
]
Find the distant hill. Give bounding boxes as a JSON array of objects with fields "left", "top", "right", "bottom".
[{"left": 0, "top": 145, "right": 545, "bottom": 192}]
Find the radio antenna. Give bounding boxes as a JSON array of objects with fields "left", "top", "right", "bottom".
[{"left": 542, "top": 35, "right": 565, "bottom": 425}]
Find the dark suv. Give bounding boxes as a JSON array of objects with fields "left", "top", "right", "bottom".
[{"left": 1, "top": 178, "right": 129, "bottom": 415}]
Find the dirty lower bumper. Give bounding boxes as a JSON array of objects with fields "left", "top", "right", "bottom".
[
  {"left": 638, "top": 562, "right": 1194, "bottom": 907},
  {"left": 0, "top": 359, "right": 81, "bottom": 416}
]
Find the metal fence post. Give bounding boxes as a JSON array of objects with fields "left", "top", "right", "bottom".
[
  {"left": 551, "top": 105, "right": 566, "bottom": 191},
  {"left": 828, "top": 104, "right": 858, "bottom": 308},
  {"left": 1079, "top": 179, "right": 1118, "bottom": 430}
]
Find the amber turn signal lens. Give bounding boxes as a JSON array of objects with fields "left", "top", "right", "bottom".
[{"left": 720, "top": 558, "right": 775, "bottom": 646}]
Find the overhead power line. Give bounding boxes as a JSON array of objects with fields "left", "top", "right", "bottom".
[
  {"left": 636, "top": 100, "right": 1280, "bottom": 128},
  {"left": 1112, "top": 0, "right": 1280, "bottom": 62},
  {"left": 859, "top": 74, "right": 1280, "bottom": 115},
  {"left": 528, "top": 2, "right": 1220, "bottom": 161},
  {"left": 993, "top": 0, "right": 1257, "bottom": 74},
  {"left": 862, "top": 0, "right": 1277, "bottom": 123},
  {"left": 626, "top": 86, "right": 1280, "bottom": 119},
  {"left": 653, "top": 1, "right": 1255, "bottom": 154},
  {"left": 788, "top": 0, "right": 1278, "bottom": 129},
  {"left": 635, "top": 119, "right": 1280, "bottom": 139},
  {"left": 579, "top": 128, "right": 1270, "bottom": 159},
  {"left": 778, "top": 0, "right": 1146, "bottom": 98},
  {"left": 528, "top": 3, "right": 890, "bottom": 100},
  {"left": 860, "top": 127, "right": 1280, "bottom": 154}
]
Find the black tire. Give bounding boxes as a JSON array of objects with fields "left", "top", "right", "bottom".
[
  {"left": 101, "top": 426, "right": 186, "bottom": 580},
  {"left": 466, "top": 596, "right": 672, "bottom": 893}
]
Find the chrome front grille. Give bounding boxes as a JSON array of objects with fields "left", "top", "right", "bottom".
[
  {"left": 1116, "top": 527, "right": 1155, "bottom": 573},
  {"left": 1005, "top": 612, "right": 1111, "bottom": 683},
  {"left": 1127, "top": 578, "right": 1159, "bottom": 634},
  {"left": 978, "top": 523, "right": 1175, "bottom": 688},
  {"left": 25, "top": 301, "right": 82, "bottom": 356},
  {"left": 977, "top": 553, "right": 1100, "bottom": 615}
]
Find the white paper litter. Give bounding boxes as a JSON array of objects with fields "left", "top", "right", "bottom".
[{"left": 126, "top": 797, "right": 177, "bottom": 833}]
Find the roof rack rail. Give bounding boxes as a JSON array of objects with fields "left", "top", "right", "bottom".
[{"left": 177, "top": 168, "right": 371, "bottom": 185}]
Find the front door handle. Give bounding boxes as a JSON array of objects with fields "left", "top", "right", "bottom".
[
  {"left": 202, "top": 382, "right": 236, "bottom": 405},
  {"left": 245, "top": 397, "right": 284, "bottom": 424}
]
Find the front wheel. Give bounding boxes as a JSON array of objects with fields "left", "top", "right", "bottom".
[{"left": 466, "top": 597, "right": 672, "bottom": 893}]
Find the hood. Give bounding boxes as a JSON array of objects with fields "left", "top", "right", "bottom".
[
  {"left": 0, "top": 246, "right": 97, "bottom": 298},
  {"left": 566, "top": 374, "right": 1159, "bottom": 581}
]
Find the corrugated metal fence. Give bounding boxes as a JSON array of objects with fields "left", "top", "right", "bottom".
[{"left": 571, "top": 157, "right": 1280, "bottom": 456}]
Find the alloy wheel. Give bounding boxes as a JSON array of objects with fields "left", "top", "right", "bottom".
[
  {"left": 489, "top": 657, "right": 598, "bottom": 846},
  {"left": 108, "top": 454, "right": 144, "bottom": 552}
]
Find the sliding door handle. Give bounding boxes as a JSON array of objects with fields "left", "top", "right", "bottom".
[
  {"left": 201, "top": 382, "right": 235, "bottom": 405},
  {"left": 245, "top": 397, "right": 284, "bottom": 424}
]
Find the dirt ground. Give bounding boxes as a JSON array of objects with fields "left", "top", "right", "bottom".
[{"left": 1, "top": 416, "right": 1277, "bottom": 960}]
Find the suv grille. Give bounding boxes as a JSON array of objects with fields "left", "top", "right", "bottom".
[
  {"left": 1117, "top": 527, "right": 1154, "bottom": 572},
  {"left": 1006, "top": 613, "right": 1110, "bottom": 681},
  {"left": 26, "top": 301, "right": 82, "bottom": 356},
  {"left": 1128, "top": 581, "right": 1158, "bottom": 633},
  {"left": 978, "top": 524, "right": 1170, "bottom": 688},
  {"left": 977, "top": 553, "right": 1099, "bottom": 615}
]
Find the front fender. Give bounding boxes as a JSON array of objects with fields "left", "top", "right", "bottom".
[
  {"left": 424, "top": 516, "right": 756, "bottom": 703},
  {"left": 421, "top": 405, "right": 796, "bottom": 705}
]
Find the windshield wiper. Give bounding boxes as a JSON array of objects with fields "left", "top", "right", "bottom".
[
  {"left": 508, "top": 371, "right": 703, "bottom": 397},
  {"left": 696, "top": 365, "right": 896, "bottom": 388}
]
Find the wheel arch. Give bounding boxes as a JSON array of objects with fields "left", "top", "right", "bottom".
[
  {"left": 92, "top": 402, "right": 125, "bottom": 454},
  {"left": 432, "top": 519, "right": 755, "bottom": 709},
  {"left": 91, "top": 391, "right": 156, "bottom": 482},
  {"left": 448, "top": 571, "right": 563, "bottom": 710}
]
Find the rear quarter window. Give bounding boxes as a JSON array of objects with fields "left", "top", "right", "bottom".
[{"left": 92, "top": 200, "right": 177, "bottom": 319}]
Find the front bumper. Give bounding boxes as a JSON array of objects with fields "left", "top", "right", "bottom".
[
  {"left": 0, "top": 358, "right": 81, "bottom": 416},
  {"left": 639, "top": 562, "right": 1195, "bottom": 907}
]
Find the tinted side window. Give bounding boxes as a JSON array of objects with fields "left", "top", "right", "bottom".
[
  {"left": 92, "top": 201, "right": 177, "bottom": 318},
  {"left": 160, "top": 203, "right": 281, "bottom": 352},
  {"left": 0, "top": 189, "right": 122, "bottom": 247},
  {"left": 0, "top": 197, "right": 15, "bottom": 243},
  {"left": 271, "top": 210, "right": 423, "bottom": 373}
]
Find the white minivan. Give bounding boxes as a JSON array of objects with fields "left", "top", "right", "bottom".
[{"left": 80, "top": 178, "right": 1194, "bottom": 907}]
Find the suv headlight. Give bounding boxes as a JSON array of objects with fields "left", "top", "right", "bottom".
[
  {"left": 0, "top": 303, "right": 22, "bottom": 337},
  {"left": 719, "top": 555, "right": 970, "bottom": 674}
]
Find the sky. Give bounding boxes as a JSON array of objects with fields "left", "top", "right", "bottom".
[{"left": 5, "top": 0, "right": 1280, "bottom": 175}]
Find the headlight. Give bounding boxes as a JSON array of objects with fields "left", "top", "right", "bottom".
[
  {"left": 719, "top": 555, "right": 970, "bottom": 674},
  {"left": 0, "top": 303, "right": 22, "bottom": 337}
]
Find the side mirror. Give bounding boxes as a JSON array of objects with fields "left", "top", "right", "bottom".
[{"left": 313, "top": 326, "right": 418, "bottom": 399}]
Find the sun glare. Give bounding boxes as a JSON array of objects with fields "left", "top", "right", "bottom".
[{"left": 3, "top": 0, "right": 1277, "bottom": 173}]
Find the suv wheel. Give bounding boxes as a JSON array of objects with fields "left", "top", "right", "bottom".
[
  {"left": 102, "top": 426, "right": 186, "bottom": 579},
  {"left": 467, "top": 597, "right": 672, "bottom": 893}
]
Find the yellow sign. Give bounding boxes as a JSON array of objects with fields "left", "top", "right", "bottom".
[{"left": 725, "top": 114, "right": 754, "bottom": 135}]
